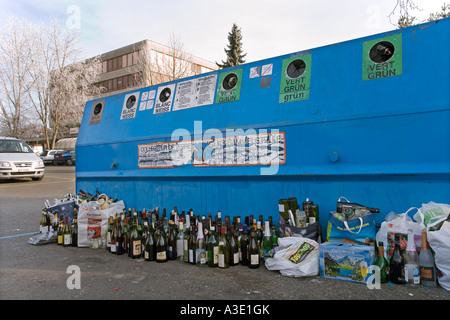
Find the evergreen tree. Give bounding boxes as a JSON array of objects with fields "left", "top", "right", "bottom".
[{"left": 216, "top": 23, "right": 246, "bottom": 69}]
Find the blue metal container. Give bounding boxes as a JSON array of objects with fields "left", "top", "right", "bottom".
[{"left": 76, "top": 19, "right": 450, "bottom": 231}]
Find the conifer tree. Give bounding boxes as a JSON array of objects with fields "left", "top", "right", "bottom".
[{"left": 216, "top": 23, "right": 246, "bottom": 69}]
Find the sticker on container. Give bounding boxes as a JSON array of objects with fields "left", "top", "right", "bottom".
[
  {"left": 215, "top": 69, "right": 243, "bottom": 104},
  {"left": 154, "top": 84, "right": 176, "bottom": 114},
  {"left": 362, "top": 34, "right": 402, "bottom": 81},
  {"left": 279, "top": 54, "right": 312, "bottom": 103},
  {"left": 120, "top": 92, "right": 140, "bottom": 120},
  {"left": 173, "top": 74, "right": 217, "bottom": 112},
  {"left": 89, "top": 100, "right": 105, "bottom": 125}
]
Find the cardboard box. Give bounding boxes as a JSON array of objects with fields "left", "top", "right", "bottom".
[{"left": 319, "top": 242, "right": 375, "bottom": 284}]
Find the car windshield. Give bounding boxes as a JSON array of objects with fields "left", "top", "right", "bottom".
[{"left": 0, "top": 140, "right": 33, "bottom": 153}]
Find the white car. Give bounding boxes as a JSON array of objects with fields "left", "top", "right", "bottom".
[
  {"left": 0, "top": 136, "right": 45, "bottom": 181},
  {"left": 40, "top": 149, "right": 65, "bottom": 164}
]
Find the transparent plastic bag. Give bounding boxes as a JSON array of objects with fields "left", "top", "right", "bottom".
[
  {"left": 28, "top": 231, "right": 57, "bottom": 245},
  {"left": 414, "top": 202, "right": 450, "bottom": 230}
]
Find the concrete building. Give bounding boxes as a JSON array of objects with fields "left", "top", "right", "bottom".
[{"left": 92, "top": 39, "right": 218, "bottom": 98}]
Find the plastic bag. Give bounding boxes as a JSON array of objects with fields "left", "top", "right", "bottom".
[
  {"left": 265, "top": 237, "right": 319, "bottom": 277},
  {"left": 427, "top": 229, "right": 450, "bottom": 291},
  {"left": 414, "top": 202, "right": 450, "bottom": 231},
  {"left": 28, "top": 231, "right": 57, "bottom": 245},
  {"left": 376, "top": 207, "right": 423, "bottom": 259}
]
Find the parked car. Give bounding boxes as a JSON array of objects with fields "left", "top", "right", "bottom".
[
  {"left": 53, "top": 150, "right": 75, "bottom": 165},
  {"left": 40, "top": 149, "right": 65, "bottom": 164},
  {"left": 0, "top": 136, "right": 45, "bottom": 181}
]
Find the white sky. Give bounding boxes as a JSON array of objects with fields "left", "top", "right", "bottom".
[{"left": 0, "top": 0, "right": 446, "bottom": 63}]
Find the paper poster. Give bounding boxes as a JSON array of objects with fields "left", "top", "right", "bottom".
[
  {"left": 138, "top": 131, "right": 285, "bottom": 169},
  {"left": 172, "top": 74, "right": 217, "bottom": 111}
]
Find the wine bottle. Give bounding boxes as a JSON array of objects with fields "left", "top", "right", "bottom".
[
  {"left": 145, "top": 223, "right": 155, "bottom": 261},
  {"left": 389, "top": 233, "right": 405, "bottom": 284},
  {"left": 248, "top": 226, "right": 260, "bottom": 269},
  {"left": 189, "top": 225, "right": 197, "bottom": 264},
  {"left": 404, "top": 229, "right": 420, "bottom": 285},
  {"left": 71, "top": 218, "right": 78, "bottom": 247},
  {"left": 183, "top": 218, "right": 190, "bottom": 263},
  {"left": 141, "top": 220, "right": 148, "bottom": 258},
  {"left": 57, "top": 215, "right": 63, "bottom": 245},
  {"left": 240, "top": 225, "right": 249, "bottom": 266},
  {"left": 63, "top": 217, "right": 71, "bottom": 247},
  {"left": 176, "top": 221, "right": 185, "bottom": 260},
  {"left": 419, "top": 230, "right": 437, "bottom": 287},
  {"left": 207, "top": 225, "right": 219, "bottom": 267},
  {"left": 131, "top": 217, "right": 142, "bottom": 259},
  {"left": 218, "top": 226, "right": 230, "bottom": 268},
  {"left": 116, "top": 217, "right": 125, "bottom": 255},
  {"left": 52, "top": 213, "right": 59, "bottom": 232},
  {"left": 374, "top": 241, "right": 389, "bottom": 283},
  {"left": 155, "top": 221, "right": 167, "bottom": 263},
  {"left": 262, "top": 221, "right": 273, "bottom": 259},
  {"left": 168, "top": 221, "right": 177, "bottom": 260},
  {"left": 196, "top": 222, "right": 206, "bottom": 265},
  {"left": 110, "top": 219, "right": 117, "bottom": 254},
  {"left": 229, "top": 226, "right": 239, "bottom": 266},
  {"left": 106, "top": 216, "right": 113, "bottom": 251}
]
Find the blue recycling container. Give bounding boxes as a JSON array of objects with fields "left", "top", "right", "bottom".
[{"left": 76, "top": 18, "right": 450, "bottom": 231}]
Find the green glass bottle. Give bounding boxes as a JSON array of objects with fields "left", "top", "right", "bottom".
[
  {"left": 207, "top": 225, "right": 219, "bottom": 267},
  {"left": 248, "top": 227, "right": 260, "bottom": 269},
  {"left": 155, "top": 221, "right": 167, "bottom": 262},
  {"left": 375, "top": 241, "right": 389, "bottom": 283},
  {"left": 229, "top": 226, "right": 239, "bottom": 266},
  {"left": 218, "top": 226, "right": 230, "bottom": 268},
  {"left": 262, "top": 221, "right": 273, "bottom": 259},
  {"left": 131, "top": 217, "right": 142, "bottom": 259}
]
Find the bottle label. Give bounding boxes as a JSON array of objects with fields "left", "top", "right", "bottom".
[
  {"left": 64, "top": 234, "right": 71, "bottom": 245},
  {"left": 132, "top": 240, "right": 141, "bottom": 256},
  {"left": 110, "top": 243, "right": 116, "bottom": 253},
  {"left": 213, "top": 246, "right": 219, "bottom": 264},
  {"left": 157, "top": 251, "right": 166, "bottom": 260},
  {"left": 197, "top": 248, "right": 206, "bottom": 264},
  {"left": 218, "top": 254, "right": 225, "bottom": 267},
  {"left": 420, "top": 266, "right": 436, "bottom": 282},
  {"left": 250, "top": 254, "right": 259, "bottom": 265},
  {"left": 58, "top": 235, "right": 63, "bottom": 244}
]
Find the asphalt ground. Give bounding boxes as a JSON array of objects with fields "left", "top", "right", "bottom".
[{"left": 0, "top": 166, "right": 448, "bottom": 314}]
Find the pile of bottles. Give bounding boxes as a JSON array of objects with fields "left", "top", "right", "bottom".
[
  {"left": 374, "top": 230, "right": 437, "bottom": 287},
  {"left": 106, "top": 207, "right": 279, "bottom": 269},
  {"left": 39, "top": 209, "right": 78, "bottom": 247}
]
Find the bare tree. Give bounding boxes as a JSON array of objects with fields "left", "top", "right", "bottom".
[
  {"left": 139, "top": 32, "right": 193, "bottom": 87},
  {"left": 28, "top": 19, "right": 102, "bottom": 148},
  {"left": 0, "top": 17, "right": 37, "bottom": 137}
]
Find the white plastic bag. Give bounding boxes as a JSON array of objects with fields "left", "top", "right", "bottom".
[
  {"left": 376, "top": 207, "right": 423, "bottom": 259},
  {"left": 427, "top": 229, "right": 450, "bottom": 291},
  {"left": 265, "top": 237, "right": 319, "bottom": 277},
  {"left": 414, "top": 202, "right": 450, "bottom": 231},
  {"left": 77, "top": 200, "right": 125, "bottom": 247}
]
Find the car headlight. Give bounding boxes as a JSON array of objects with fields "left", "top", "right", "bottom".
[
  {"left": 0, "top": 161, "right": 11, "bottom": 167},
  {"left": 36, "top": 160, "right": 44, "bottom": 167}
]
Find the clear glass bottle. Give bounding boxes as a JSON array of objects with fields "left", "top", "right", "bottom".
[
  {"left": 419, "top": 230, "right": 437, "bottom": 287},
  {"left": 404, "top": 229, "right": 420, "bottom": 285},
  {"left": 196, "top": 222, "right": 206, "bottom": 265}
]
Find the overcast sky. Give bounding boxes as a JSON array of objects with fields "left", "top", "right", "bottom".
[{"left": 0, "top": 0, "right": 446, "bottom": 63}]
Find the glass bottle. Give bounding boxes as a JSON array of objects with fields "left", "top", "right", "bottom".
[
  {"left": 262, "top": 221, "right": 273, "bottom": 259},
  {"left": 207, "top": 225, "right": 219, "bottom": 267},
  {"left": 375, "top": 241, "right": 389, "bottom": 283},
  {"left": 189, "top": 225, "right": 197, "bottom": 264},
  {"left": 248, "top": 226, "right": 260, "bottom": 269},
  {"left": 168, "top": 221, "right": 177, "bottom": 260},
  {"left": 131, "top": 218, "right": 142, "bottom": 259},
  {"left": 71, "top": 218, "right": 78, "bottom": 247},
  {"left": 229, "top": 226, "right": 239, "bottom": 266},
  {"left": 176, "top": 221, "right": 185, "bottom": 260},
  {"left": 404, "top": 230, "right": 420, "bottom": 285},
  {"left": 155, "top": 221, "right": 167, "bottom": 262},
  {"left": 40, "top": 210, "right": 48, "bottom": 233},
  {"left": 116, "top": 217, "right": 125, "bottom": 255},
  {"left": 145, "top": 223, "right": 155, "bottom": 261},
  {"left": 63, "top": 217, "right": 71, "bottom": 247},
  {"left": 419, "top": 230, "right": 437, "bottom": 287},
  {"left": 183, "top": 220, "right": 190, "bottom": 263},
  {"left": 106, "top": 216, "right": 113, "bottom": 251},
  {"left": 389, "top": 233, "right": 405, "bottom": 284},
  {"left": 218, "top": 226, "right": 230, "bottom": 268},
  {"left": 196, "top": 222, "right": 206, "bottom": 265},
  {"left": 57, "top": 215, "right": 64, "bottom": 245},
  {"left": 240, "top": 225, "right": 249, "bottom": 266}
]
